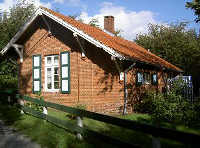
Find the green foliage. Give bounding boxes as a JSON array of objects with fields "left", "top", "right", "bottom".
[
  {"left": 0, "top": 1, "right": 35, "bottom": 89},
  {"left": 74, "top": 103, "right": 87, "bottom": 110},
  {"left": 0, "top": 75, "right": 17, "bottom": 89},
  {"left": 134, "top": 79, "right": 200, "bottom": 127},
  {"left": 135, "top": 22, "right": 200, "bottom": 76},
  {"left": 186, "top": 0, "right": 200, "bottom": 23},
  {"left": 113, "top": 29, "right": 123, "bottom": 37},
  {"left": 169, "top": 78, "right": 187, "bottom": 96},
  {"left": 67, "top": 104, "right": 87, "bottom": 120},
  {"left": 26, "top": 93, "right": 44, "bottom": 112},
  {"left": 89, "top": 18, "right": 100, "bottom": 27},
  {"left": 0, "top": 0, "right": 35, "bottom": 50}
]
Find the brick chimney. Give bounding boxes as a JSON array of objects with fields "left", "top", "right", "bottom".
[{"left": 104, "top": 16, "right": 115, "bottom": 34}]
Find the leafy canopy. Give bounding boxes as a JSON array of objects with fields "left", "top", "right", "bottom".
[
  {"left": 135, "top": 22, "right": 200, "bottom": 76},
  {"left": 186, "top": 0, "right": 200, "bottom": 23},
  {"left": 0, "top": 0, "right": 35, "bottom": 89}
]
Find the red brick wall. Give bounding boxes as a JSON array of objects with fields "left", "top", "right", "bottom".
[
  {"left": 19, "top": 17, "right": 124, "bottom": 114},
  {"left": 126, "top": 67, "right": 169, "bottom": 112},
  {"left": 18, "top": 16, "right": 171, "bottom": 114}
]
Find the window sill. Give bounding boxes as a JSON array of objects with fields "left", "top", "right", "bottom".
[
  {"left": 144, "top": 82, "right": 150, "bottom": 85},
  {"left": 44, "top": 89, "right": 59, "bottom": 93}
]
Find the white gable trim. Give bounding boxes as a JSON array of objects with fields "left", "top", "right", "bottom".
[
  {"left": 1, "top": 8, "right": 125, "bottom": 60},
  {"left": 0, "top": 10, "right": 41, "bottom": 55}
]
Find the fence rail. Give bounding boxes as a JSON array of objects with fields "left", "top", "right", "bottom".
[{"left": 1, "top": 90, "right": 200, "bottom": 148}]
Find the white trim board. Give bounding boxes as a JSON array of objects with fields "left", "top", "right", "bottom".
[{"left": 0, "top": 8, "right": 125, "bottom": 60}]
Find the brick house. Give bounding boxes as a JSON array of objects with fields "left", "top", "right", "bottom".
[{"left": 1, "top": 7, "right": 182, "bottom": 114}]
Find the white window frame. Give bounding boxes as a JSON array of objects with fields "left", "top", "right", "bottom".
[{"left": 45, "top": 55, "right": 59, "bottom": 92}]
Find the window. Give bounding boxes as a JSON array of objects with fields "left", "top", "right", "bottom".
[
  {"left": 152, "top": 73, "right": 158, "bottom": 85},
  {"left": 60, "top": 52, "right": 70, "bottom": 93},
  {"left": 45, "top": 55, "right": 59, "bottom": 92},
  {"left": 144, "top": 72, "right": 151, "bottom": 84},
  {"left": 32, "top": 55, "right": 41, "bottom": 93},
  {"left": 136, "top": 72, "right": 157, "bottom": 86},
  {"left": 136, "top": 72, "right": 143, "bottom": 86}
]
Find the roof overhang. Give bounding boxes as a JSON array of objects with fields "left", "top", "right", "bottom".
[{"left": 0, "top": 8, "right": 125, "bottom": 60}]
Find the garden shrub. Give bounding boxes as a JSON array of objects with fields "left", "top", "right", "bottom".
[
  {"left": 26, "top": 92, "right": 44, "bottom": 112},
  {"left": 0, "top": 75, "right": 17, "bottom": 89},
  {"left": 134, "top": 78, "right": 200, "bottom": 127}
]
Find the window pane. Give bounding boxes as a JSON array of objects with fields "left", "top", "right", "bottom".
[
  {"left": 34, "top": 56, "right": 40, "bottom": 67},
  {"left": 144, "top": 73, "right": 150, "bottom": 84},
  {"left": 34, "top": 81, "right": 40, "bottom": 91},
  {"left": 47, "top": 83, "right": 52, "bottom": 89},
  {"left": 34, "top": 69, "right": 40, "bottom": 79},
  {"left": 47, "top": 77, "right": 52, "bottom": 89},
  {"left": 47, "top": 57, "right": 51, "bottom": 64},
  {"left": 54, "top": 56, "right": 59, "bottom": 64},
  {"left": 62, "top": 53, "right": 68, "bottom": 65},
  {"left": 54, "top": 75, "right": 59, "bottom": 81},
  {"left": 62, "top": 80, "right": 68, "bottom": 91},
  {"left": 54, "top": 82, "right": 59, "bottom": 89},
  {"left": 62, "top": 66, "right": 68, "bottom": 78},
  {"left": 138, "top": 73, "right": 143, "bottom": 83},
  {"left": 54, "top": 67, "right": 59, "bottom": 74},
  {"left": 47, "top": 68, "right": 51, "bottom": 76},
  {"left": 153, "top": 74, "right": 157, "bottom": 83}
]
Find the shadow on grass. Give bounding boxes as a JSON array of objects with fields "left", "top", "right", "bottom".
[
  {"left": 0, "top": 102, "right": 22, "bottom": 125},
  {"left": 83, "top": 114, "right": 196, "bottom": 148}
]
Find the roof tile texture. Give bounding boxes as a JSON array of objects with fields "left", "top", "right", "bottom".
[{"left": 41, "top": 7, "right": 182, "bottom": 72}]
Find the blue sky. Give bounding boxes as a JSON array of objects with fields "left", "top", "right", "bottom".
[{"left": 0, "top": 0, "right": 198, "bottom": 40}]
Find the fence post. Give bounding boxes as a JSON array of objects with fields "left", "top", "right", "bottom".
[
  {"left": 18, "top": 99, "right": 24, "bottom": 114},
  {"left": 76, "top": 116, "right": 83, "bottom": 140},
  {"left": 43, "top": 107, "right": 48, "bottom": 121},
  {"left": 152, "top": 137, "right": 161, "bottom": 148},
  {"left": 8, "top": 96, "right": 11, "bottom": 106}
]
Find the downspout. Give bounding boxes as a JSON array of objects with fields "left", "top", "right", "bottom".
[
  {"left": 123, "top": 63, "right": 136, "bottom": 115},
  {"left": 73, "top": 33, "right": 85, "bottom": 103}
]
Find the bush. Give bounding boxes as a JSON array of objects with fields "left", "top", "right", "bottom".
[
  {"left": 134, "top": 90, "right": 200, "bottom": 127},
  {"left": 134, "top": 91, "right": 157, "bottom": 114},
  {"left": 26, "top": 92, "right": 44, "bottom": 112},
  {"left": 0, "top": 75, "right": 17, "bottom": 89}
]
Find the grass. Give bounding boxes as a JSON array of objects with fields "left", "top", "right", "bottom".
[{"left": 0, "top": 102, "right": 199, "bottom": 148}]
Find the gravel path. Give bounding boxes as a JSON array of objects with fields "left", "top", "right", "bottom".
[{"left": 0, "top": 120, "right": 41, "bottom": 148}]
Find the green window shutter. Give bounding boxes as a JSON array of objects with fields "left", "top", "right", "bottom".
[
  {"left": 32, "top": 55, "right": 41, "bottom": 93},
  {"left": 60, "top": 51, "right": 70, "bottom": 94},
  {"left": 152, "top": 73, "right": 158, "bottom": 85},
  {"left": 136, "top": 72, "right": 143, "bottom": 86}
]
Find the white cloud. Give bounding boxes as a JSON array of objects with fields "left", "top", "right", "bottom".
[
  {"left": 35, "top": 0, "right": 52, "bottom": 8},
  {"left": 0, "top": 0, "right": 51, "bottom": 12},
  {"left": 0, "top": 0, "right": 16, "bottom": 11},
  {"left": 79, "top": 2, "right": 161, "bottom": 40},
  {"left": 33, "top": 0, "right": 52, "bottom": 8}
]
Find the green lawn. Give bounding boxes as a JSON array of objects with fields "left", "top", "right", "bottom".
[{"left": 0, "top": 103, "right": 199, "bottom": 148}]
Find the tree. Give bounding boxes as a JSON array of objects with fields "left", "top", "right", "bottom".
[
  {"left": 0, "top": 0, "right": 35, "bottom": 89},
  {"left": 89, "top": 18, "right": 100, "bottom": 27},
  {"left": 135, "top": 22, "right": 200, "bottom": 95},
  {"left": 113, "top": 29, "right": 123, "bottom": 37},
  {"left": 186, "top": 0, "right": 200, "bottom": 23},
  {"left": 0, "top": 0, "right": 35, "bottom": 50},
  {"left": 135, "top": 22, "right": 200, "bottom": 74}
]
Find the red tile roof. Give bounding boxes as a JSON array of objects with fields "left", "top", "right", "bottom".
[{"left": 41, "top": 7, "right": 182, "bottom": 72}]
